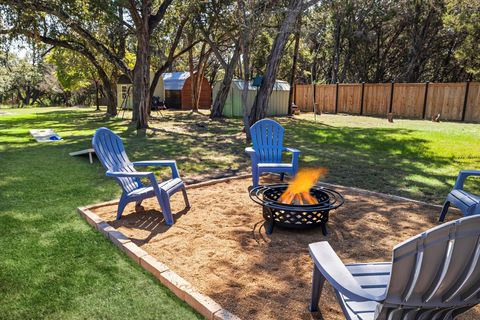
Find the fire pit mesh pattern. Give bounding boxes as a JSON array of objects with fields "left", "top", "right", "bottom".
[{"left": 249, "top": 184, "right": 344, "bottom": 235}]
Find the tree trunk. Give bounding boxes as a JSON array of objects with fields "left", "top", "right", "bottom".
[
  {"left": 188, "top": 42, "right": 198, "bottom": 112},
  {"left": 211, "top": 43, "right": 241, "bottom": 119},
  {"left": 249, "top": 0, "right": 304, "bottom": 125},
  {"left": 25, "top": 84, "right": 32, "bottom": 105},
  {"left": 240, "top": 34, "right": 252, "bottom": 141},
  {"left": 132, "top": 31, "right": 151, "bottom": 129},
  {"left": 288, "top": 14, "right": 301, "bottom": 115},
  {"left": 95, "top": 80, "right": 100, "bottom": 111}
]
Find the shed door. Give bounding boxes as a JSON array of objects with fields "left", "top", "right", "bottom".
[{"left": 165, "top": 90, "right": 182, "bottom": 109}]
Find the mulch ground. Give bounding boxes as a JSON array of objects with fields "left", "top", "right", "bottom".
[{"left": 91, "top": 176, "right": 479, "bottom": 320}]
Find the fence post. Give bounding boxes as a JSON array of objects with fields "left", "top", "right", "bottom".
[
  {"left": 360, "top": 82, "right": 365, "bottom": 115},
  {"left": 335, "top": 82, "right": 339, "bottom": 114},
  {"left": 389, "top": 81, "right": 395, "bottom": 113},
  {"left": 461, "top": 81, "right": 471, "bottom": 122},
  {"left": 422, "top": 81, "right": 429, "bottom": 119}
]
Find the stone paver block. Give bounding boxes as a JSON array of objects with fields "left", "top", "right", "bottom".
[
  {"left": 108, "top": 229, "right": 131, "bottom": 247},
  {"left": 96, "top": 221, "right": 115, "bottom": 237},
  {"left": 78, "top": 208, "right": 103, "bottom": 227},
  {"left": 120, "top": 241, "right": 149, "bottom": 264},
  {"left": 184, "top": 287, "right": 223, "bottom": 319},
  {"left": 213, "top": 309, "right": 242, "bottom": 320},
  {"left": 157, "top": 270, "right": 192, "bottom": 301},
  {"left": 140, "top": 254, "right": 169, "bottom": 278}
]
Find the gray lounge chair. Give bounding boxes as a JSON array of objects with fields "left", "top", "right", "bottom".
[{"left": 309, "top": 215, "right": 480, "bottom": 319}]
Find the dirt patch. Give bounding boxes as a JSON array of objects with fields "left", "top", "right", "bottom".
[{"left": 92, "top": 176, "right": 478, "bottom": 320}]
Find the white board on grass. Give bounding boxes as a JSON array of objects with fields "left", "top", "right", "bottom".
[{"left": 30, "top": 129, "right": 62, "bottom": 142}]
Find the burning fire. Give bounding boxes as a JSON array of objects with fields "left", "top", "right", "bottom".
[{"left": 279, "top": 168, "right": 328, "bottom": 205}]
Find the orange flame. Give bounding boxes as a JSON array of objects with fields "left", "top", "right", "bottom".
[{"left": 279, "top": 168, "right": 328, "bottom": 205}]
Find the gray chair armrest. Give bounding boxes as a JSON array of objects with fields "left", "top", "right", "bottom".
[{"left": 309, "top": 241, "right": 384, "bottom": 302}]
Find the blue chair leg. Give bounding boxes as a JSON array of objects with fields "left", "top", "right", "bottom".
[
  {"left": 157, "top": 191, "right": 174, "bottom": 225},
  {"left": 116, "top": 195, "right": 129, "bottom": 220},
  {"left": 280, "top": 173, "right": 285, "bottom": 181},
  {"left": 252, "top": 167, "right": 260, "bottom": 187},
  {"left": 135, "top": 200, "right": 144, "bottom": 211},
  {"left": 439, "top": 200, "right": 450, "bottom": 222},
  {"left": 182, "top": 187, "right": 190, "bottom": 208}
]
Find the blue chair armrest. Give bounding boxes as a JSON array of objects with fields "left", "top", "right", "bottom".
[
  {"left": 283, "top": 147, "right": 300, "bottom": 169},
  {"left": 106, "top": 170, "right": 157, "bottom": 184},
  {"left": 454, "top": 170, "right": 480, "bottom": 190},
  {"left": 133, "top": 160, "right": 180, "bottom": 179},
  {"left": 245, "top": 147, "right": 258, "bottom": 162},
  {"left": 309, "top": 242, "right": 384, "bottom": 302},
  {"left": 283, "top": 147, "right": 300, "bottom": 154}
]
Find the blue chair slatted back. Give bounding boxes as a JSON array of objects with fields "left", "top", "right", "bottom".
[
  {"left": 92, "top": 127, "right": 142, "bottom": 193},
  {"left": 250, "top": 119, "right": 284, "bottom": 163},
  {"left": 382, "top": 215, "right": 480, "bottom": 314}
]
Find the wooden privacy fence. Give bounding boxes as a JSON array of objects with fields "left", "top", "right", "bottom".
[{"left": 295, "top": 82, "right": 480, "bottom": 122}]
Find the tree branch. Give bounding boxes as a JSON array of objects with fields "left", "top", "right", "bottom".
[
  {"left": 148, "top": 0, "right": 174, "bottom": 33},
  {"left": 4, "top": 0, "right": 131, "bottom": 76}
]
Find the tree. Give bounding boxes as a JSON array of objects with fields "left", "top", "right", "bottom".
[
  {"left": 0, "top": 42, "right": 62, "bottom": 106},
  {"left": 0, "top": 0, "right": 176, "bottom": 128},
  {"left": 443, "top": 0, "right": 480, "bottom": 78},
  {"left": 46, "top": 48, "right": 103, "bottom": 107},
  {"left": 196, "top": 0, "right": 241, "bottom": 119},
  {"left": 249, "top": 0, "right": 314, "bottom": 125}
]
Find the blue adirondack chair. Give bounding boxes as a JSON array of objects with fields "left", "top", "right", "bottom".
[
  {"left": 309, "top": 215, "right": 480, "bottom": 320},
  {"left": 439, "top": 170, "right": 480, "bottom": 222},
  {"left": 92, "top": 127, "right": 189, "bottom": 224},
  {"left": 245, "top": 119, "right": 300, "bottom": 187}
]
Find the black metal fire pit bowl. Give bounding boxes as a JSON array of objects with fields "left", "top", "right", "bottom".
[{"left": 249, "top": 184, "right": 344, "bottom": 235}]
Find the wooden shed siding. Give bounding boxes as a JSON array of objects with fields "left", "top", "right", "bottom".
[{"left": 181, "top": 76, "right": 212, "bottom": 110}]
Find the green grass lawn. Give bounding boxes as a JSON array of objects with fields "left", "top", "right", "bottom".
[{"left": 1, "top": 107, "right": 479, "bottom": 319}]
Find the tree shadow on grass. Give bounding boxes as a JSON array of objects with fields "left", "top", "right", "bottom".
[{"left": 1, "top": 110, "right": 461, "bottom": 204}]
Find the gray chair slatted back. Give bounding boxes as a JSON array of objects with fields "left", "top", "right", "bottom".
[
  {"left": 377, "top": 215, "right": 480, "bottom": 319},
  {"left": 250, "top": 119, "right": 284, "bottom": 163},
  {"left": 92, "top": 127, "right": 141, "bottom": 193}
]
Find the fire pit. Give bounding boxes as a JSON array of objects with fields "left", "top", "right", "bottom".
[{"left": 249, "top": 183, "right": 344, "bottom": 235}]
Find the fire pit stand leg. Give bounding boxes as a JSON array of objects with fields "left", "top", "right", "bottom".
[
  {"left": 264, "top": 207, "right": 275, "bottom": 234},
  {"left": 321, "top": 224, "right": 328, "bottom": 236}
]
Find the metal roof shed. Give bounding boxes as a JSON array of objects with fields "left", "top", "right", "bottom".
[
  {"left": 162, "top": 72, "right": 212, "bottom": 110},
  {"left": 213, "top": 79, "right": 290, "bottom": 117}
]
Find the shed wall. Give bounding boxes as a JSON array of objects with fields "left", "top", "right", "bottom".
[
  {"left": 216, "top": 82, "right": 289, "bottom": 117},
  {"left": 116, "top": 74, "right": 164, "bottom": 110},
  {"left": 181, "top": 76, "right": 212, "bottom": 110}
]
